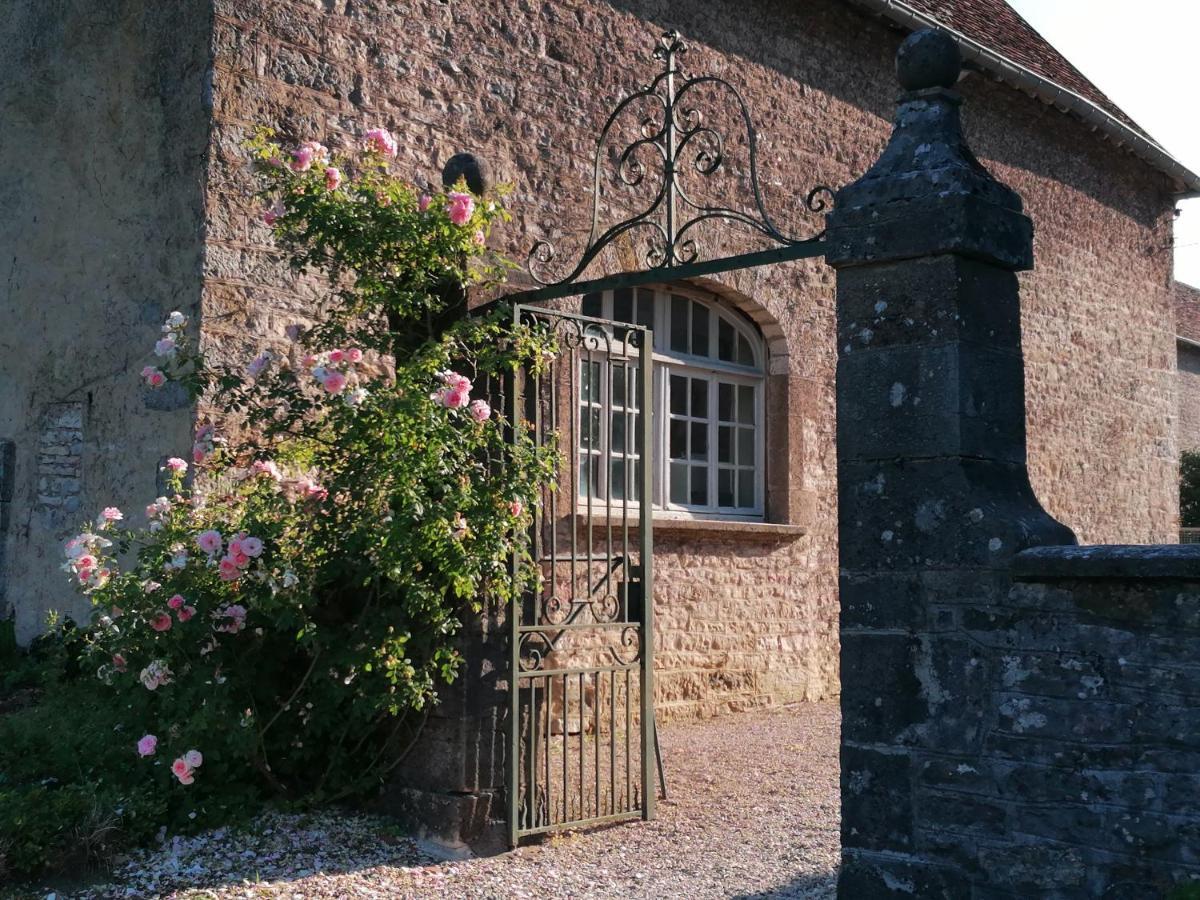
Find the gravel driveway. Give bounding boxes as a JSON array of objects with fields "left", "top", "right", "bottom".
[{"left": 63, "top": 702, "right": 840, "bottom": 899}]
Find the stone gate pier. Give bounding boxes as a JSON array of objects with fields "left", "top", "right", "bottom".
[{"left": 828, "top": 29, "right": 1200, "bottom": 898}]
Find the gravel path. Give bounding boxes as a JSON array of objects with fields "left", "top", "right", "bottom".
[{"left": 58, "top": 703, "right": 840, "bottom": 900}]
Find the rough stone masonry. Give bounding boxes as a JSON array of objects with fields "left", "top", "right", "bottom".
[{"left": 830, "top": 29, "right": 1200, "bottom": 898}]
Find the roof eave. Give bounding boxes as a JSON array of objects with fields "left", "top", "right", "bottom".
[{"left": 846, "top": 0, "right": 1200, "bottom": 196}]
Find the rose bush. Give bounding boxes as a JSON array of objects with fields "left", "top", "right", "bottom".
[{"left": 0, "top": 126, "right": 556, "bottom": 878}]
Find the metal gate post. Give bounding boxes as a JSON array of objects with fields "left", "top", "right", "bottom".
[
  {"left": 507, "top": 307, "right": 523, "bottom": 850},
  {"left": 639, "top": 328, "right": 655, "bottom": 820}
]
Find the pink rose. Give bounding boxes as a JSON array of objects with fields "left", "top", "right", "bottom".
[
  {"left": 167, "top": 594, "right": 185, "bottom": 610},
  {"left": 473, "top": 229, "right": 486, "bottom": 247},
  {"left": 192, "top": 447, "right": 206, "bottom": 465},
  {"left": 441, "top": 388, "right": 469, "bottom": 409},
  {"left": 218, "top": 556, "right": 241, "bottom": 581},
  {"left": 76, "top": 554, "right": 97, "bottom": 570},
  {"left": 141, "top": 366, "right": 166, "bottom": 387},
  {"left": 100, "top": 507, "right": 123, "bottom": 523},
  {"left": 447, "top": 191, "right": 474, "bottom": 226},
  {"left": 184, "top": 749, "right": 204, "bottom": 768},
  {"left": 324, "top": 166, "right": 342, "bottom": 190},
  {"left": 178, "top": 605, "right": 196, "bottom": 622},
  {"left": 346, "top": 347, "right": 363, "bottom": 363},
  {"left": 328, "top": 349, "right": 345, "bottom": 364},
  {"left": 301, "top": 480, "right": 328, "bottom": 502},
  {"left": 418, "top": 193, "right": 432, "bottom": 212},
  {"left": 290, "top": 145, "right": 314, "bottom": 172},
  {"left": 322, "top": 370, "right": 347, "bottom": 394},
  {"left": 262, "top": 199, "right": 286, "bottom": 226},
  {"left": 150, "top": 612, "right": 173, "bottom": 632},
  {"left": 113, "top": 653, "right": 128, "bottom": 672},
  {"left": 164, "top": 457, "right": 188, "bottom": 474},
  {"left": 240, "top": 536, "right": 264, "bottom": 558},
  {"left": 171, "top": 758, "right": 194, "bottom": 784},
  {"left": 251, "top": 459, "right": 282, "bottom": 481},
  {"left": 469, "top": 399, "right": 491, "bottom": 422},
  {"left": 137, "top": 734, "right": 157, "bottom": 757},
  {"left": 196, "top": 530, "right": 222, "bottom": 555},
  {"left": 247, "top": 351, "right": 271, "bottom": 378},
  {"left": 509, "top": 499, "right": 523, "bottom": 518},
  {"left": 364, "top": 127, "right": 397, "bottom": 157},
  {"left": 154, "top": 337, "right": 177, "bottom": 358}
]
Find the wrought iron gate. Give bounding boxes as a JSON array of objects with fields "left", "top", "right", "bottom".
[
  {"left": 507, "top": 304, "right": 655, "bottom": 845},
  {"left": 498, "top": 25, "right": 835, "bottom": 846}
]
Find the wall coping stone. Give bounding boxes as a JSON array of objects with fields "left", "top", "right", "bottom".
[{"left": 1013, "top": 544, "right": 1200, "bottom": 581}]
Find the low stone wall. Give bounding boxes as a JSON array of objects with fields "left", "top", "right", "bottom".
[{"left": 878, "top": 546, "right": 1200, "bottom": 897}]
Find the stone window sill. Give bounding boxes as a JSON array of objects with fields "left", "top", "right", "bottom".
[{"left": 564, "top": 512, "right": 806, "bottom": 540}]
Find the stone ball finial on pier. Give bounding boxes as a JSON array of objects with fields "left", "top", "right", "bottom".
[{"left": 896, "top": 28, "right": 962, "bottom": 92}]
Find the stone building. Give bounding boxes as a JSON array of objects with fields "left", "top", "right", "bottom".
[
  {"left": 3, "top": 0, "right": 1197, "bottom": 718},
  {"left": 1177, "top": 280, "right": 1200, "bottom": 454}
]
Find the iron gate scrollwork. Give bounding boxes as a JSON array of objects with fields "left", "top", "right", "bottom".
[{"left": 507, "top": 305, "right": 655, "bottom": 845}]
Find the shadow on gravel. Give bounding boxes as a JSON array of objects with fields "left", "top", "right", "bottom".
[{"left": 732, "top": 869, "right": 839, "bottom": 900}]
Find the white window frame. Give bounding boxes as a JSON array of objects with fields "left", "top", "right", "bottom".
[{"left": 576, "top": 284, "right": 766, "bottom": 521}]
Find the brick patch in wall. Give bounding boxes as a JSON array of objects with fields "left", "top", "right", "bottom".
[{"left": 35, "top": 402, "right": 84, "bottom": 523}]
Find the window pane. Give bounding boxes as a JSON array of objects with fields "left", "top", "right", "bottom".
[
  {"left": 669, "top": 419, "right": 687, "bottom": 460},
  {"left": 718, "top": 468, "right": 734, "bottom": 507},
  {"left": 631, "top": 366, "right": 642, "bottom": 410},
  {"left": 718, "top": 318, "right": 735, "bottom": 362},
  {"left": 613, "top": 288, "right": 633, "bottom": 324},
  {"left": 582, "top": 292, "right": 602, "bottom": 317},
  {"left": 611, "top": 409, "right": 627, "bottom": 454},
  {"left": 738, "top": 427, "right": 754, "bottom": 466},
  {"left": 610, "top": 458, "right": 626, "bottom": 500},
  {"left": 582, "top": 361, "right": 602, "bottom": 403},
  {"left": 636, "top": 289, "right": 655, "bottom": 330},
  {"left": 718, "top": 425, "right": 733, "bottom": 463},
  {"left": 670, "top": 295, "right": 689, "bottom": 353},
  {"left": 691, "top": 302, "right": 710, "bottom": 357},
  {"left": 690, "top": 378, "right": 708, "bottom": 418},
  {"left": 738, "top": 385, "right": 754, "bottom": 424},
  {"left": 669, "top": 375, "right": 687, "bottom": 414},
  {"left": 613, "top": 364, "right": 626, "bottom": 407},
  {"left": 736, "top": 333, "right": 755, "bottom": 366},
  {"left": 690, "top": 422, "right": 708, "bottom": 460},
  {"left": 737, "top": 470, "right": 754, "bottom": 508},
  {"left": 632, "top": 460, "right": 642, "bottom": 501},
  {"left": 670, "top": 462, "right": 688, "bottom": 504},
  {"left": 718, "top": 383, "right": 734, "bottom": 422},
  {"left": 690, "top": 466, "right": 707, "bottom": 505}
]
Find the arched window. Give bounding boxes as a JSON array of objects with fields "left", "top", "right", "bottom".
[{"left": 580, "top": 285, "right": 766, "bottom": 518}]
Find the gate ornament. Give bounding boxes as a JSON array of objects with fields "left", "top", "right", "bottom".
[{"left": 526, "top": 30, "right": 833, "bottom": 289}]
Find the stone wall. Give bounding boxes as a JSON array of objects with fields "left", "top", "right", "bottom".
[
  {"left": 0, "top": 0, "right": 212, "bottom": 640},
  {"left": 1177, "top": 282, "right": 1200, "bottom": 452},
  {"left": 201, "top": 0, "right": 1178, "bottom": 717}
]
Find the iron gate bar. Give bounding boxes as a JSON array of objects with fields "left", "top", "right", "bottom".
[{"left": 487, "top": 239, "right": 828, "bottom": 312}]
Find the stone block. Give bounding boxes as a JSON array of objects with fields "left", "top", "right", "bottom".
[
  {"left": 840, "top": 632, "right": 925, "bottom": 744},
  {"left": 841, "top": 745, "right": 915, "bottom": 852}
]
